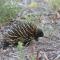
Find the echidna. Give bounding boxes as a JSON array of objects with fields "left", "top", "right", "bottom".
[{"left": 1, "top": 20, "right": 44, "bottom": 49}]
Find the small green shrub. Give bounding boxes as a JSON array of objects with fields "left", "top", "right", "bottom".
[{"left": 17, "top": 42, "right": 25, "bottom": 60}]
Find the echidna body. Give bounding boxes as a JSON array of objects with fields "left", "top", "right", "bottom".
[{"left": 1, "top": 21, "right": 44, "bottom": 49}]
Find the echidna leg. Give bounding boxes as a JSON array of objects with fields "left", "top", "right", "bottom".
[{"left": 22, "top": 39, "right": 31, "bottom": 47}]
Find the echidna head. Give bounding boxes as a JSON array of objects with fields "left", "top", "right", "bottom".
[{"left": 35, "top": 28, "right": 44, "bottom": 41}]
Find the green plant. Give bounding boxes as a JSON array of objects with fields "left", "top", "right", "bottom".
[
  {"left": 17, "top": 42, "right": 25, "bottom": 60},
  {"left": 0, "top": 0, "right": 21, "bottom": 25},
  {"left": 28, "top": 2, "right": 38, "bottom": 8},
  {"left": 48, "top": 0, "right": 60, "bottom": 10},
  {"left": 23, "top": 13, "right": 40, "bottom": 22}
]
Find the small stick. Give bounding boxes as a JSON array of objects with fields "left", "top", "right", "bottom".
[{"left": 36, "top": 50, "right": 49, "bottom": 60}]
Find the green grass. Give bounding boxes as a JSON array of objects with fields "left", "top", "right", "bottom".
[
  {"left": 21, "top": 13, "right": 41, "bottom": 23},
  {"left": 0, "top": 0, "right": 21, "bottom": 25},
  {"left": 48, "top": 0, "right": 60, "bottom": 11}
]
